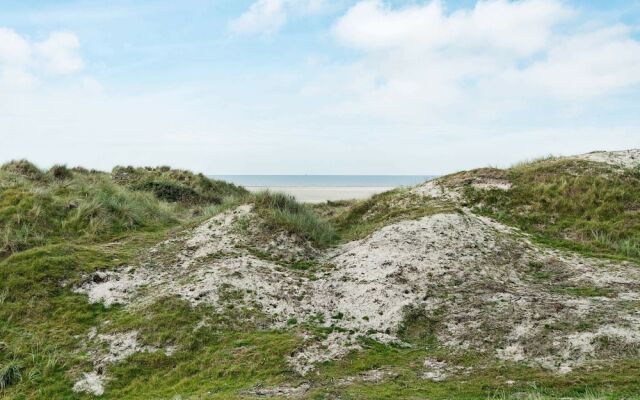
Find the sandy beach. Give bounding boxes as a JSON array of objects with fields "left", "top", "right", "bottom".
[{"left": 246, "top": 186, "right": 394, "bottom": 203}]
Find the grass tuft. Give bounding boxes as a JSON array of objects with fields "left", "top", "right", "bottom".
[
  {"left": 0, "top": 174, "right": 178, "bottom": 255},
  {"left": 252, "top": 191, "right": 338, "bottom": 247},
  {"left": 0, "top": 361, "right": 21, "bottom": 391},
  {"left": 48, "top": 164, "right": 73, "bottom": 180}
]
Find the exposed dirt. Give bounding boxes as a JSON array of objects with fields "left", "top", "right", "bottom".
[
  {"left": 73, "top": 151, "right": 640, "bottom": 390},
  {"left": 73, "top": 330, "right": 169, "bottom": 396},
  {"left": 573, "top": 149, "right": 640, "bottom": 169},
  {"left": 422, "top": 358, "right": 471, "bottom": 381},
  {"left": 412, "top": 169, "right": 511, "bottom": 201},
  {"left": 75, "top": 202, "right": 640, "bottom": 383},
  {"left": 242, "top": 383, "right": 311, "bottom": 398}
]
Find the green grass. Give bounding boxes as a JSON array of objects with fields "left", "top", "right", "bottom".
[
  {"left": 112, "top": 165, "right": 247, "bottom": 205},
  {"left": 326, "top": 188, "right": 455, "bottom": 242},
  {"left": 2, "top": 158, "right": 640, "bottom": 399},
  {"left": 463, "top": 158, "right": 640, "bottom": 262},
  {"left": 0, "top": 243, "right": 129, "bottom": 398},
  {"left": 306, "top": 338, "right": 640, "bottom": 400},
  {"left": 0, "top": 174, "right": 177, "bottom": 256},
  {"left": 0, "top": 161, "right": 249, "bottom": 257},
  {"left": 252, "top": 191, "right": 339, "bottom": 247},
  {"left": 0, "top": 231, "right": 301, "bottom": 399},
  {"left": 554, "top": 287, "right": 614, "bottom": 298},
  {"left": 0, "top": 361, "right": 21, "bottom": 391}
]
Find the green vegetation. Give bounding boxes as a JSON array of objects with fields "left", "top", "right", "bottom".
[
  {"left": 2, "top": 157, "right": 639, "bottom": 399},
  {"left": 463, "top": 158, "right": 640, "bottom": 262},
  {"left": 0, "top": 361, "right": 21, "bottom": 391},
  {"left": 555, "top": 286, "right": 614, "bottom": 298},
  {"left": 0, "top": 242, "right": 132, "bottom": 398},
  {"left": 397, "top": 306, "right": 441, "bottom": 347},
  {"left": 0, "top": 160, "right": 247, "bottom": 257},
  {"left": 0, "top": 237, "right": 302, "bottom": 399},
  {"left": 312, "top": 354, "right": 640, "bottom": 399},
  {"left": 252, "top": 191, "right": 339, "bottom": 247},
  {"left": 112, "top": 165, "right": 247, "bottom": 205},
  {"left": 325, "top": 188, "right": 454, "bottom": 241}
]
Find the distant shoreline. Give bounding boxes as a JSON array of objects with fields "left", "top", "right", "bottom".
[
  {"left": 246, "top": 186, "right": 396, "bottom": 203},
  {"left": 211, "top": 175, "right": 435, "bottom": 188}
]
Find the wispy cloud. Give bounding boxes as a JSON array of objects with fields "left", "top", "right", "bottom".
[{"left": 229, "top": 0, "right": 327, "bottom": 34}]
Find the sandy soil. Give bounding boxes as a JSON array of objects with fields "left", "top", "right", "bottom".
[
  {"left": 75, "top": 205, "right": 640, "bottom": 380},
  {"left": 573, "top": 149, "right": 640, "bottom": 168},
  {"left": 246, "top": 186, "right": 395, "bottom": 203},
  {"left": 71, "top": 150, "right": 640, "bottom": 391}
]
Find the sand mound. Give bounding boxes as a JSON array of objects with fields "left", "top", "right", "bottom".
[{"left": 75, "top": 205, "right": 640, "bottom": 377}]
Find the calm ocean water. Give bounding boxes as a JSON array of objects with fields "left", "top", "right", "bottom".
[{"left": 211, "top": 175, "right": 435, "bottom": 187}]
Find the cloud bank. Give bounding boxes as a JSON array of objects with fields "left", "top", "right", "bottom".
[
  {"left": 328, "top": 0, "right": 640, "bottom": 118},
  {"left": 2, "top": 1, "right": 640, "bottom": 174}
]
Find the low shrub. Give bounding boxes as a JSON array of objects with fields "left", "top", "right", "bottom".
[
  {"left": 48, "top": 164, "right": 73, "bottom": 180},
  {"left": 132, "top": 180, "right": 219, "bottom": 204},
  {"left": 112, "top": 166, "right": 247, "bottom": 204}
]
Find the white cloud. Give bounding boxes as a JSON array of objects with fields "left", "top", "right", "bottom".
[
  {"left": 334, "top": 0, "right": 570, "bottom": 54},
  {"left": 512, "top": 26, "right": 640, "bottom": 99},
  {"left": 0, "top": 28, "right": 84, "bottom": 90},
  {"left": 329, "top": 0, "right": 640, "bottom": 118},
  {"left": 1, "top": 67, "right": 38, "bottom": 90},
  {"left": 35, "top": 31, "right": 84, "bottom": 75},
  {"left": 0, "top": 28, "right": 32, "bottom": 66},
  {"left": 230, "top": 0, "right": 327, "bottom": 34}
]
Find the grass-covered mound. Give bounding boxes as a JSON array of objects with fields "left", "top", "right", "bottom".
[
  {"left": 0, "top": 236, "right": 302, "bottom": 399},
  {"left": 0, "top": 161, "right": 247, "bottom": 256},
  {"left": 112, "top": 165, "right": 247, "bottom": 205},
  {"left": 462, "top": 157, "right": 640, "bottom": 262},
  {"left": 2, "top": 154, "right": 640, "bottom": 399},
  {"left": 321, "top": 188, "right": 454, "bottom": 242}
]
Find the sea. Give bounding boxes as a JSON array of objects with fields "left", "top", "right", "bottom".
[
  {"left": 209, "top": 175, "right": 436, "bottom": 203},
  {"left": 210, "top": 175, "right": 434, "bottom": 188}
]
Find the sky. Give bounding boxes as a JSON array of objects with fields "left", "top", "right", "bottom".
[{"left": 0, "top": 0, "right": 639, "bottom": 175}]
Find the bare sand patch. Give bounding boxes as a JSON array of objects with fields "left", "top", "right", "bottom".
[
  {"left": 573, "top": 149, "right": 640, "bottom": 169},
  {"left": 246, "top": 186, "right": 395, "bottom": 203}
]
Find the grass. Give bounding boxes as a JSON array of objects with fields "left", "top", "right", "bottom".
[
  {"left": 2, "top": 158, "right": 640, "bottom": 399},
  {"left": 0, "top": 361, "right": 21, "bottom": 391},
  {"left": 0, "top": 174, "right": 177, "bottom": 256},
  {"left": 0, "top": 231, "right": 301, "bottom": 399},
  {"left": 306, "top": 337, "right": 640, "bottom": 399},
  {"left": 112, "top": 165, "right": 247, "bottom": 205},
  {"left": 252, "top": 191, "right": 339, "bottom": 247},
  {"left": 462, "top": 158, "right": 640, "bottom": 263},
  {"left": 324, "top": 188, "right": 455, "bottom": 242},
  {"left": 0, "top": 243, "right": 128, "bottom": 398},
  {"left": 0, "top": 161, "right": 248, "bottom": 257},
  {"left": 555, "top": 286, "right": 614, "bottom": 298}
]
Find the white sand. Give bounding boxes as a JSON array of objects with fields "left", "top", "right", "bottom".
[{"left": 246, "top": 186, "right": 394, "bottom": 203}]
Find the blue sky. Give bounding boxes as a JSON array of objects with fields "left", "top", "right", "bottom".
[{"left": 1, "top": 0, "right": 639, "bottom": 174}]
